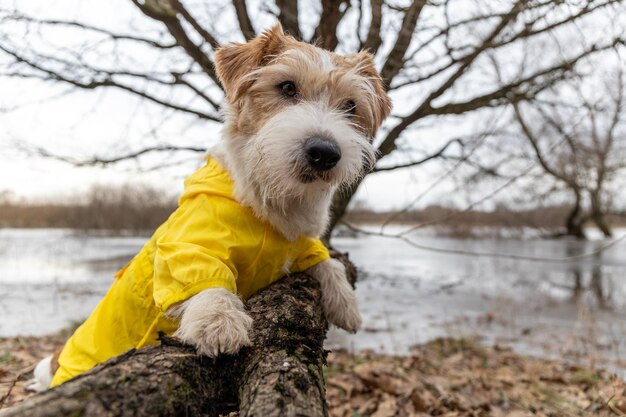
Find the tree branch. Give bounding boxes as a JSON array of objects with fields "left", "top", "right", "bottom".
[
  {"left": 130, "top": 0, "right": 221, "bottom": 86},
  {"left": 374, "top": 138, "right": 463, "bottom": 172},
  {"left": 232, "top": 0, "right": 256, "bottom": 40},
  {"left": 377, "top": 0, "right": 526, "bottom": 157},
  {"left": 429, "top": 40, "right": 621, "bottom": 117},
  {"left": 379, "top": 35, "right": 622, "bottom": 159},
  {"left": 0, "top": 44, "right": 221, "bottom": 120},
  {"left": 361, "top": 0, "right": 383, "bottom": 54},
  {"left": 24, "top": 145, "right": 207, "bottom": 167},
  {"left": 313, "top": 0, "right": 349, "bottom": 50},
  {"left": 513, "top": 102, "right": 577, "bottom": 188},
  {"left": 169, "top": 0, "right": 220, "bottom": 49},
  {"left": 275, "top": 0, "right": 301, "bottom": 39},
  {"left": 0, "top": 13, "right": 177, "bottom": 49},
  {"left": 390, "top": 0, "right": 618, "bottom": 91},
  {"left": 380, "top": 0, "right": 426, "bottom": 86}
]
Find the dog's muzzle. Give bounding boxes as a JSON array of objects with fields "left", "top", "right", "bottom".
[{"left": 304, "top": 136, "right": 341, "bottom": 171}]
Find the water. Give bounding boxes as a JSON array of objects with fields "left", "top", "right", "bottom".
[
  {"left": 326, "top": 226, "right": 626, "bottom": 374},
  {"left": 1, "top": 227, "right": 625, "bottom": 370},
  {"left": 0, "top": 229, "right": 147, "bottom": 335}
]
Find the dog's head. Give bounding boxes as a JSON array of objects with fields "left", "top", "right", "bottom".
[{"left": 215, "top": 24, "right": 391, "bottom": 205}]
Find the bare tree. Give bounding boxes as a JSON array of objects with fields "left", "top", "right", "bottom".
[
  {"left": 511, "top": 61, "right": 626, "bottom": 238},
  {"left": 1, "top": 0, "right": 624, "bottom": 236}
]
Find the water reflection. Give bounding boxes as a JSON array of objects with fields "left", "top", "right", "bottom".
[{"left": 564, "top": 243, "right": 611, "bottom": 309}]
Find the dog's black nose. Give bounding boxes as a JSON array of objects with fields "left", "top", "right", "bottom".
[{"left": 304, "top": 137, "right": 341, "bottom": 171}]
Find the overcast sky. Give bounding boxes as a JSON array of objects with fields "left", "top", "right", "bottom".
[{"left": 0, "top": 0, "right": 623, "bottom": 211}]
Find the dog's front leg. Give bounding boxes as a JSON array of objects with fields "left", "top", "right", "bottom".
[
  {"left": 170, "top": 288, "right": 253, "bottom": 357},
  {"left": 310, "top": 258, "right": 362, "bottom": 333}
]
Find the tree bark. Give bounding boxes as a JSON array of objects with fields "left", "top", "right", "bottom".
[
  {"left": 0, "top": 343, "right": 239, "bottom": 417},
  {"left": 361, "top": 0, "right": 383, "bottom": 54},
  {"left": 237, "top": 273, "right": 328, "bottom": 417},
  {"left": 314, "top": 0, "right": 347, "bottom": 50},
  {"left": 591, "top": 210, "right": 613, "bottom": 238},
  {"left": 325, "top": 181, "right": 361, "bottom": 242},
  {"left": 590, "top": 193, "right": 613, "bottom": 238},
  {"left": 564, "top": 190, "right": 587, "bottom": 240},
  {"left": 1, "top": 252, "right": 356, "bottom": 417},
  {"left": 275, "top": 0, "right": 301, "bottom": 39}
]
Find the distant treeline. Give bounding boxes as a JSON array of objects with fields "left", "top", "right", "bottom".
[
  {"left": 345, "top": 205, "right": 626, "bottom": 235},
  {"left": 0, "top": 185, "right": 177, "bottom": 231},
  {"left": 1, "top": 185, "right": 625, "bottom": 233}
]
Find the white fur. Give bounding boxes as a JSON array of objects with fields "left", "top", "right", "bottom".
[
  {"left": 221, "top": 102, "right": 375, "bottom": 241},
  {"left": 171, "top": 288, "right": 253, "bottom": 357},
  {"left": 317, "top": 49, "right": 335, "bottom": 72},
  {"left": 310, "top": 258, "right": 362, "bottom": 333},
  {"left": 25, "top": 355, "right": 53, "bottom": 392}
]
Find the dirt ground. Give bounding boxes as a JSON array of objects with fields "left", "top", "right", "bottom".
[
  {"left": 1, "top": 334, "right": 625, "bottom": 416},
  {"left": 326, "top": 338, "right": 626, "bottom": 417},
  {"left": 0, "top": 330, "right": 70, "bottom": 409}
]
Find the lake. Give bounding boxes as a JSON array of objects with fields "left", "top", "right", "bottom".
[{"left": 1, "top": 227, "right": 625, "bottom": 371}]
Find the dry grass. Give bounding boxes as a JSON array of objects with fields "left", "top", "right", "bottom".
[
  {"left": 0, "top": 184, "right": 176, "bottom": 231},
  {"left": 345, "top": 205, "right": 626, "bottom": 238}
]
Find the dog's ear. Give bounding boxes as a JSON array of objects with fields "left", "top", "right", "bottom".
[
  {"left": 353, "top": 51, "right": 392, "bottom": 137},
  {"left": 215, "top": 23, "right": 286, "bottom": 102}
]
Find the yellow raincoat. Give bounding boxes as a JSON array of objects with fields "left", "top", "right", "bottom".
[{"left": 51, "top": 157, "right": 329, "bottom": 387}]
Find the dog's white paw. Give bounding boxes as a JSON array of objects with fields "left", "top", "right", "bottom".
[
  {"left": 172, "top": 288, "right": 253, "bottom": 357},
  {"left": 313, "top": 258, "right": 362, "bottom": 333},
  {"left": 324, "top": 289, "right": 362, "bottom": 333}
]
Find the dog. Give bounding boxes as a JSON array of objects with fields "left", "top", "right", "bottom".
[{"left": 27, "top": 23, "right": 391, "bottom": 391}]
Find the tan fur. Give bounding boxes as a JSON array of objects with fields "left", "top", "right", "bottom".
[
  {"left": 51, "top": 346, "right": 62, "bottom": 374},
  {"left": 215, "top": 23, "right": 391, "bottom": 140},
  {"left": 214, "top": 24, "right": 288, "bottom": 103}
]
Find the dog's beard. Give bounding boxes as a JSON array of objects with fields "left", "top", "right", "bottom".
[{"left": 229, "top": 103, "right": 376, "bottom": 213}]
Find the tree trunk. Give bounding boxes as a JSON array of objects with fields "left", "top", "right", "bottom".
[
  {"left": 564, "top": 190, "right": 587, "bottom": 239},
  {"left": 1, "top": 252, "right": 356, "bottom": 417},
  {"left": 590, "top": 194, "right": 613, "bottom": 238},
  {"left": 324, "top": 181, "right": 361, "bottom": 241}
]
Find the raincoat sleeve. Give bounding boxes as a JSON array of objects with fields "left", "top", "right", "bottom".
[
  {"left": 153, "top": 193, "right": 238, "bottom": 313},
  {"left": 291, "top": 237, "right": 331, "bottom": 273}
]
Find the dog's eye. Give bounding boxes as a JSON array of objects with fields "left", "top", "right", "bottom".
[
  {"left": 279, "top": 81, "right": 297, "bottom": 98},
  {"left": 342, "top": 100, "right": 357, "bottom": 116}
]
